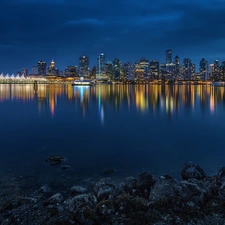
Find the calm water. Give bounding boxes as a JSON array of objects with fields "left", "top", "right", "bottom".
[{"left": 0, "top": 84, "right": 225, "bottom": 183}]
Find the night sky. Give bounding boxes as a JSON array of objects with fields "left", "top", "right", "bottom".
[{"left": 1, "top": 0, "right": 225, "bottom": 73}]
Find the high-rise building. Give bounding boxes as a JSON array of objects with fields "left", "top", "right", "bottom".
[
  {"left": 48, "top": 59, "right": 57, "bottom": 76},
  {"left": 199, "top": 58, "right": 208, "bottom": 80},
  {"left": 31, "top": 66, "right": 38, "bottom": 75},
  {"left": 97, "top": 53, "right": 106, "bottom": 79},
  {"left": 149, "top": 60, "right": 159, "bottom": 79},
  {"left": 140, "top": 58, "right": 149, "bottom": 77},
  {"left": 79, "top": 56, "right": 89, "bottom": 77},
  {"left": 105, "top": 61, "right": 113, "bottom": 80},
  {"left": 183, "top": 58, "right": 192, "bottom": 80},
  {"left": 37, "top": 60, "right": 47, "bottom": 75},
  {"left": 166, "top": 50, "right": 172, "bottom": 64},
  {"left": 113, "top": 58, "right": 121, "bottom": 79},
  {"left": 174, "top": 56, "right": 180, "bottom": 79},
  {"left": 23, "top": 68, "right": 28, "bottom": 77}
]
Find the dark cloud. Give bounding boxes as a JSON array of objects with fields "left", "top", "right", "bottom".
[{"left": 0, "top": 0, "right": 225, "bottom": 73}]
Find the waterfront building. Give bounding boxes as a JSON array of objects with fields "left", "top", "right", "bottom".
[
  {"left": 48, "top": 59, "right": 58, "bottom": 76},
  {"left": 113, "top": 58, "right": 121, "bottom": 80},
  {"left": 183, "top": 58, "right": 192, "bottom": 80},
  {"left": 174, "top": 56, "right": 180, "bottom": 79},
  {"left": 97, "top": 53, "right": 106, "bottom": 80},
  {"left": 37, "top": 60, "right": 47, "bottom": 76},
  {"left": 199, "top": 58, "right": 209, "bottom": 80},
  {"left": 149, "top": 60, "right": 159, "bottom": 80},
  {"left": 79, "top": 56, "right": 89, "bottom": 77},
  {"left": 105, "top": 61, "right": 113, "bottom": 80},
  {"left": 166, "top": 49, "right": 172, "bottom": 64},
  {"left": 140, "top": 58, "right": 149, "bottom": 78}
]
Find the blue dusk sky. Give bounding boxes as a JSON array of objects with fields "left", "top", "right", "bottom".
[{"left": 0, "top": 0, "right": 225, "bottom": 73}]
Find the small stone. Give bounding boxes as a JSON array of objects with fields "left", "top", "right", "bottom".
[
  {"left": 123, "top": 177, "right": 137, "bottom": 192},
  {"left": 45, "top": 155, "right": 66, "bottom": 165},
  {"left": 99, "top": 168, "right": 115, "bottom": 176}
]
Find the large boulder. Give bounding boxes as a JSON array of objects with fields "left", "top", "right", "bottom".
[
  {"left": 69, "top": 194, "right": 97, "bottom": 225},
  {"left": 138, "top": 171, "right": 155, "bottom": 190},
  {"left": 94, "top": 178, "right": 115, "bottom": 201},
  {"left": 181, "top": 162, "right": 206, "bottom": 180},
  {"left": 149, "top": 175, "right": 178, "bottom": 201}
]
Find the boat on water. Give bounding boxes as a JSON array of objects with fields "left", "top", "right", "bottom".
[{"left": 72, "top": 77, "right": 95, "bottom": 86}]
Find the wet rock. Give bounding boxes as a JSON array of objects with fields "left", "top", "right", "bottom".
[
  {"left": 181, "top": 162, "right": 206, "bottom": 180},
  {"left": 61, "top": 165, "right": 71, "bottom": 170},
  {"left": 69, "top": 194, "right": 97, "bottom": 225},
  {"left": 94, "top": 178, "right": 115, "bottom": 201},
  {"left": 71, "top": 186, "right": 87, "bottom": 195},
  {"left": 95, "top": 200, "right": 115, "bottom": 223},
  {"left": 38, "top": 184, "right": 52, "bottom": 193},
  {"left": 113, "top": 182, "right": 126, "bottom": 197},
  {"left": 123, "top": 177, "right": 137, "bottom": 193},
  {"left": 99, "top": 168, "right": 115, "bottom": 176},
  {"left": 217, "top": 167, "right": 225, "bottom": 185},
  {"left": 45, "top": 155, "right": 66, "bottom": 165},
  {"left": 149, "top": 175, "right": 178, "bottom": 201},
  {"left": 47, "top": 193, "right": 63, "bottom": 204},
  {"left": 177, "top": 179, "right": 207, "bottom": 205},
  {"left": 138, "top": 171, "right": 155, "bottom": 190}
]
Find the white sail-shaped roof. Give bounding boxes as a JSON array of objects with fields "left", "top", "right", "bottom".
[
  {"left": 10, "top": 74, "right": 15, "bottom": 78},
  {"left": 5, "top": 74, "right": 9, "bottom": 78}
]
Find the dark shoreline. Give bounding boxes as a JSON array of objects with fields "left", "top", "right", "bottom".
[{"left": 1, "top": 162, "right": 225, "bottom": 225}]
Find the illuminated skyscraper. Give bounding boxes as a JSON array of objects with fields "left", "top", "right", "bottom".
[
  {"left": 174, "top": 56, "right": 180, "bottom": 79},
  {"left": 166, "top": 50, "right": 172, "bottom": 64},
  {"left": 149, "top": 60, "right": 159, "bottom": 79},
  {"left": 37, "top": 60, "right": 47, "bottom": 75},
  {"left": 105, "top": 61, "right": 113, "bottom": 80},
  {"left": 113, "top": 58, "right": 121, "bottom": 79},
  {"left": 140, "top": 58, "right": 149, "bottom": 77},
  {"left": 199, "top": 58, "right": 208, "bottom": 80},
  {"left": 79, "top": 56, "right": 89, "bottom": 77},
  {"left": 97, "top": 53, "right": 106, "bottom": 79}
]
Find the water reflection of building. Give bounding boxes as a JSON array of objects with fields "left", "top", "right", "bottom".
[{"left": 1, "top": 84, "right": 225, "bottom": 120}]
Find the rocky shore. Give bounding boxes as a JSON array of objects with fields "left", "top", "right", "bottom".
[{"left": 1, "top": 162, "right": 225, "bottom": 225}]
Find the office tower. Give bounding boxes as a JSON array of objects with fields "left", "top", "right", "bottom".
[
  {"left": 31, "top": 66, "right": 38, "bottom": 75},
  {"left": 210, "top": 64, "right": 214, "bottom": 80},
  {"left": 174, "top": 56, "right": 180, "bottom": 79},
  {"left": 23, "top": 68, "right": 28, "bottom": 77},
  {"left": 166, "top": 50, "right": 172, "bottom": 64},
  {"left": 37, "top": 60, "right": 47, "bottom": 75},
  {"left": 79, "top": 56, "right": 89, "bottom": 77},
  {"left": 123, "top": 62, "right": 130, "bottom": 80},
  {"left": 199, "top": 58, "right": 208, "bottom": 80},
  {"left": 105, "top": 61, "right": 113, "bottom": 80},
  {"left": 149, "top": 60, "right": 159, "bottom": 79},
  {"left": 16, "top": 71, "right": 22, "bottom": 76},
  {"left": 221, "top": 61, "right": 225, "bottom": 80},
  {"left": 48, "top": 59, "right": 57, "bottom": 75},
  {"left": 140, "top": 58, "right": 149, "bottom": 77},
  {"left": 183, "top": 58, "right": 192, "bottom": 80},
  {"left": 113, "top": 58, "right": 121, "bottom": 79},
  {"left": 97, "top": 53, "right": 106, "bottom": 79}
]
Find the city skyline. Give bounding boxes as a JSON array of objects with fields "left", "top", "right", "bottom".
[{"left": 1, "top": 0, "right": 225, "bottom": 73}]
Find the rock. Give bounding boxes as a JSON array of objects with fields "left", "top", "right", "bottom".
[
  {"left": 94, "top": 178, "right": 115, "bottom": 201},
  {"left": 47, "top": 193, "right": 63, "bottom": 204},
  {"left": 149, "top": 175, "right": 178, "bottom": 201},
  {"left": 181, "top": 162, "right": 206, "bottom": 180},
  {"left": 61, "top": 165, "right": 71, "bottom": 170},
  {"left": 71, "top": 186, "right": 87, "bottom": 195},
  {"left": 69, "top": 194, "right": 97, "bottom": 225},
  {"left": 123, "top": 177, "right": 137, "bottom": 192},
  {"left": 99, "top": 168, "right": 115, "bottom": 176},
  {"left": 216, "top": 167, "right": 225, "bottom": 185},
  {"left": 45, "top": 155, "right": 66, "bottom": 165},
  {"left": 177, "top": 179, "right": 206, "bottom": 205},
  {"left": 38, "top": 184, "right": 51, "bottom": 193},
  {"left": 138, "top": 171, "right": 155, "bottom": 190},
  {"left": 113, "top": 182, "right": 126, "bottom": 197}
]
